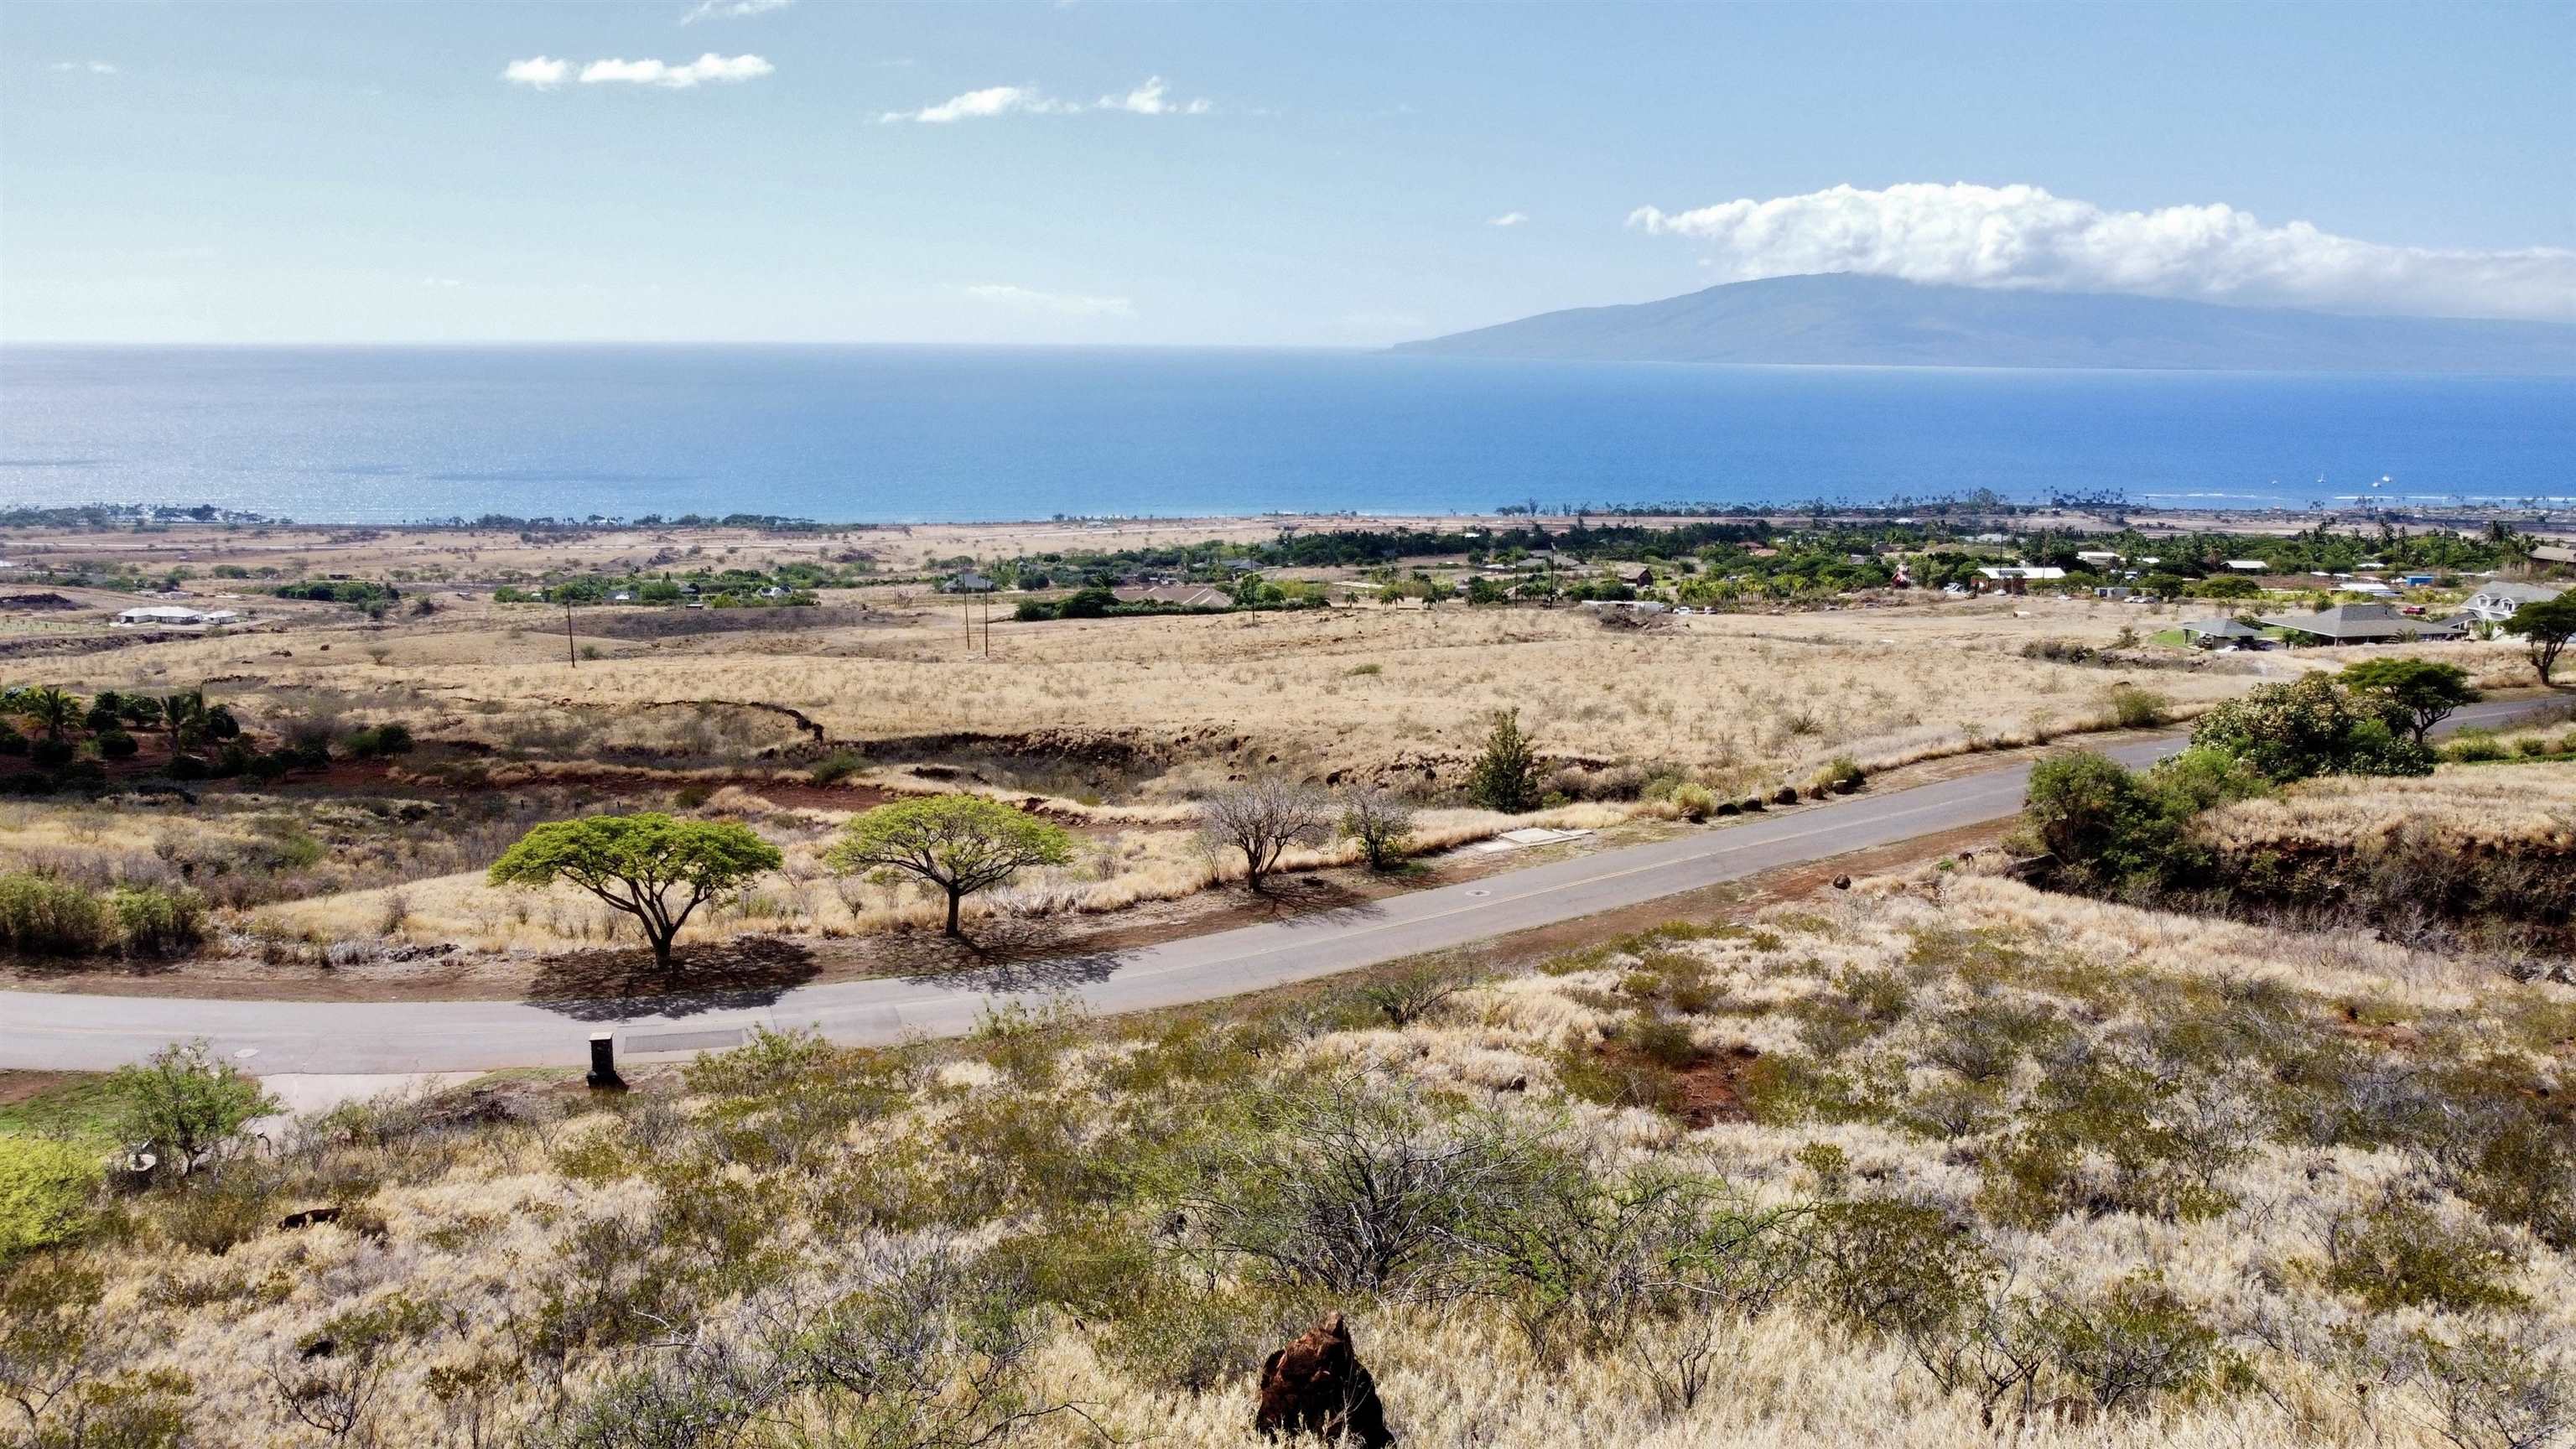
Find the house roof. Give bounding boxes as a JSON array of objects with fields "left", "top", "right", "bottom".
[
  {"left": 2532, "top": 543, "right": 2574, "bottom": 564},
  {"left": 1114, "top": 584, "right": 1230, "bottom": 608},
  {"left": 2181, "top": 618, "right": 2266, "bottom": 639},
  {"left": 2255, "top": 602, "right": 2465, "bottom": 641},
  {"left": 2474, "top": 581, "right": 2566, "bottom": 605}
]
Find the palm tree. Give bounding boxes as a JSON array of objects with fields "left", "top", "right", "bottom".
[
  {"left": 20, "top": 686, "right": 79, "bottom": 745},
  {"left": 158, "top": 690, "right": 209, "bottom": 756}
]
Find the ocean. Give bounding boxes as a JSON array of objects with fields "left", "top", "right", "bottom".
[{"left": 2, "top": 346, "right": 2569, "bottom": 523}]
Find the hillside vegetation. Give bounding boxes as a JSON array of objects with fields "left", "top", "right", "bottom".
[{"left": 6, "top": 866, "right": 2575, "bottom": 1448}]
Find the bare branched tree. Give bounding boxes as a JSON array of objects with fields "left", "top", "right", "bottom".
[
  {"left": 1337, "top": 786, "right": 1416, "bottom": 871},
  {"left": 1199, "top": 778, "right": 1332, "bottom": 892}
]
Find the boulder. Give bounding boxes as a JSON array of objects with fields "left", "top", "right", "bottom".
[{"left": 1254, "top": 1311, "right": 1393, "bottom": 1447}]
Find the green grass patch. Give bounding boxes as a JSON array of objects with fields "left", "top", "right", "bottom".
[{"left": 0, "top": 1072, "right": 119, "bottom": 1143}]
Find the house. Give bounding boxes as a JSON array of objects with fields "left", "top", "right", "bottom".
[
  {"left": 112, "top": 605, "right": 238, "bottom": 628},
  {"left": 2532, "top": 544, "right": 2575, "bottom": 568},
  {"left": 1114, "top": 584, "right": 1231, "bottom": 609},
  {"left": 2179, "top": 617, "right": 2267, "bottom": 648},
  {"left": 2340, "top": 581, "right": 2397, "bottom": 597},
  {"left": 1972, "top": 565, "right": 2068, "bottom": 596},
  {"left": 2402, "top": 573, "right": 2437, "bottom": 586},
  {"left": 2224, "top": 559, "right": 2269, "bottom": 573},
  {"left": 2075, "top": 550, "right": 2122, "bottom": 567},
  {"left": 2464, "top": 580, "right": 2566, "bottom": 624},
  {"left": 2256, "top": 602, "right": 2470, "bottom": 645},
  {"left": 942, "top": 571, "right": 997, "bottom": 594}
]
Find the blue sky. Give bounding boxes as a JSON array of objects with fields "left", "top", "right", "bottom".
[{"left": 5, "top": 0, "right": 2570, "bottom": 343}]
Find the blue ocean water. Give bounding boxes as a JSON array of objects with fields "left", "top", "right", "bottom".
[{"left": 2, "top": 346, "right": 2569, "bottom": 522}]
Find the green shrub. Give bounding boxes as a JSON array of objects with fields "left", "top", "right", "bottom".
[
  {"left": 1669, "top": 782, "right": 1719, "bottom": 821},
  {"left": 342, "top": 722, "right": 416, "bottom": 759},
  {"left": 2040, "top": 1275, "right": 2224, "bottom": 1414},
  {"left": 0, "top": 1137, "right": 98, "bottom": 1259},
  {"left": 2324, "top": 1203, "right": 2527, "bottom": 1311},
  {"left": 1467, "top": 709, "right": 1544, "bottom": 813},
  {"left": 2188, "top": 674, "right": 2433, "bottom": 782},
  {"left": 2102, "top": 683, "right": 2171, "bottom": 730},
  {"left": 29, "top": 738, "right": 74, "bottom": 769},
  {"left": 809, "top": 750, "right": 864, "bottom": 786},
  {"left": 96, "top": 730, "right": 139, "bottom": 760},
  {"left": 1810, "top": 756, "right": 1866, "bottom": 796},
  {"left": 110, "top": 886, "right": 206, "bottom": 957},
  {"left": 0, "top": 872, "right": 112, "bottom": 956}
]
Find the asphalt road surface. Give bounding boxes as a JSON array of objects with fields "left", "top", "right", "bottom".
[{"left": 0, "top": 697, "right": 2553, "bottom": 1074}]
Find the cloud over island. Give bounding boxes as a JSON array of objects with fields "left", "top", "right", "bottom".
[{"left": 1629, "top": 181, "right": 2576, "bottom": 323}]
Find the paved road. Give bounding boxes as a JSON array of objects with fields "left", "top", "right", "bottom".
[{"left": 0, "top": 698, "right": 2553, "bottom": 1075}]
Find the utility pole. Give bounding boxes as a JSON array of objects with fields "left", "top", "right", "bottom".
[{"left": 564, "top": 596, "right": 578, "bottom": 667}]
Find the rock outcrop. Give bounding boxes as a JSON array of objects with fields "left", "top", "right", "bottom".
[{"left": 1253, "top": 1311, "right": 1393, "bottom": 1446}]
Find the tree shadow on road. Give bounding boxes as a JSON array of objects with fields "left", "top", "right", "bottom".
[
  {"left": 523, "top": 935, "right": 822, "bottom": 1021},
  {"left": 1246, "top": 875, "right": 1389, "bottom": 931},
  {"left": 888, "top": 915, "right": 1131, "bottom": 992}
]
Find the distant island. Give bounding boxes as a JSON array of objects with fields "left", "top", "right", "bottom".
[{"left": 1394, "top": 273, "right": 2576, "bottom": 373}]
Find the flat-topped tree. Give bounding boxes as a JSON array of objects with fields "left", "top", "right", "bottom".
[
  {"left": 488, "top": 813, "right": 781, "bottom": 970},
  {"left": 826, "top": 795, "right": 1072, "bottom": 938},
  {"left": 2340, "top": 657, "right": 2480, "bottom": 743},
  {"left": 2503, "top": 595, "right": 2576, "bottom": 686}
]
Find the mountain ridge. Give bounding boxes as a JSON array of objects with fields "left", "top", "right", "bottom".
[{"left": 1392, "top": 273, "right": 2576, "bottom": 373}]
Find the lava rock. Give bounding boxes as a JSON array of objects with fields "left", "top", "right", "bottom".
[{"left": 1254, "top": 1311, "right": 1393, "bottom": 1447}]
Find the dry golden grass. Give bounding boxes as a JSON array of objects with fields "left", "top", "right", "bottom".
[
  {"left": 21, "top": 868, "right": 2576, "bottom": 1448},
  {"left": 2198, "top": 760, "right": 2576, "bottom": 854},
  {"left": 27, "top": 592, "right": 2313, "bottom": 797}
]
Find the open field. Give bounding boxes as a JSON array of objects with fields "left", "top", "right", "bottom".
[{"left": 3, "top": 518, "right": 2556, "bottom": 997}]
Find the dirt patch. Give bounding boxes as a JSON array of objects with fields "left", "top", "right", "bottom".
[
  {"left": 0, "top": 1069, "right": 81, "bottom": 1109},
  {"left": 1666, "top": 1044, "right": 1760, "bottom": 1128}
]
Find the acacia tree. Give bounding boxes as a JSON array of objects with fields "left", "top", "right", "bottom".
[
  {"left": 488, "top": 813, "right": 782, "bottom": 969},
  {"left": 825, "top": 795, "right": 1072, "bottom": 938},
  {"left": 1200, "top": 778, "right": 1332, "bottom": 892},
  {"left": 2340, "top": 657, "right": 2481, "bottom": 743},
  {"left": 106, "top": 1040, "right": 278, "bottom": 1182},
  {"left": 2503, "top": 595, "right": 2576, "bottom": 687}
]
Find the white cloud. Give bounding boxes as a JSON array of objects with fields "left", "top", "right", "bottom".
[
  {"left": 1488, "top": 211, "right": 1529, "bottom": 228},
  {"left": 48, "top": 60, "right": 119, "bottom": 75},
  {"left": 881, "top": 86, "right": 1064, "bottom": 123},
  {"left": 1094, "top": 76, "right": 1209, "bottom": 116},
  {"left": 502, "top": 56, "right": 572, "bottom": 87},
  {"left": 962, "top": 283, "right": 1133, "bottom": 318},
  {"left": 682, "top": 0, "right": 790, "bottom": 22},
  {"left": 880, "top": 77, "right": 1208, "bottom": 122},
  {"left": 579, "top": 54, "right": 772, "bottom": 87},
  {"left": 1627, "top": 182, "right": 2576, "bottom": 323}
]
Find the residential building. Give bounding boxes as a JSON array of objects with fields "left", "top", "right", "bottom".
[
  {"left": 2256, "top": 602, "right": 2470, "bottom": 644},
  {"left": 2464, "top": 579, "right": 2566, "bottom": 624},
  {"left": 2179, "top": 617, "right": 2267, "bottom": 648}
]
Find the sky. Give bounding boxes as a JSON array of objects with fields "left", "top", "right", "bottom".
[{"left": 3, "top": 0, "right": 2571, "bottom": 345}]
